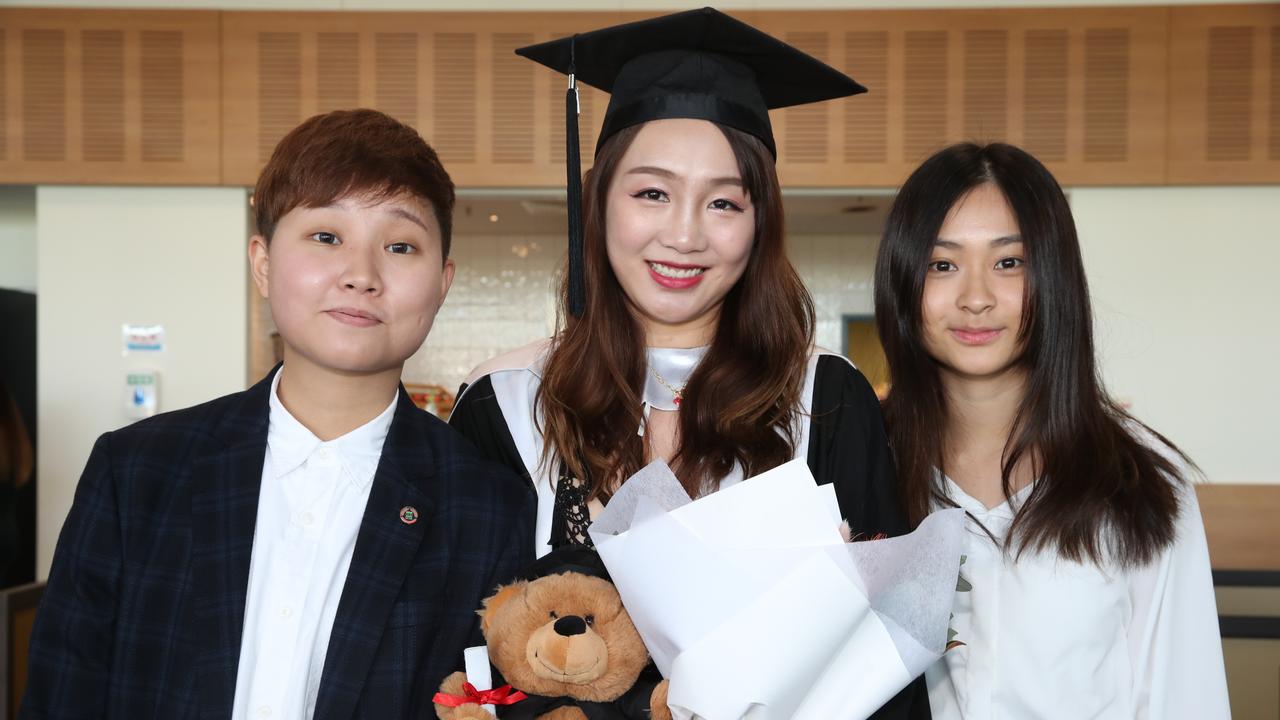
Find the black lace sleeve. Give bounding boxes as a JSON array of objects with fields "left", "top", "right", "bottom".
[{"left": 549, "top": 470, "right": 594, "bottom": 550}]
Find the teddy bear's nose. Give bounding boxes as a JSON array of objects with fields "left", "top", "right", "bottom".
[{"left": 553, "top": 615, "right": 587, "bottom": 637}]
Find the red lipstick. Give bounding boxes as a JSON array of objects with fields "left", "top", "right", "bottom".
[{"left": 647, "top": 260, "right": 707, "bottom": 290}]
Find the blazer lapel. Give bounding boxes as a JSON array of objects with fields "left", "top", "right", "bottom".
[
  {"left": 191, "top": 369, "right": 274, "bottom": 720},
  {"left": 313, "top": 389, "right": 435, "bottom": 720}
]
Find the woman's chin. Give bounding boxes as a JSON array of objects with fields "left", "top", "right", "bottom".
[{"left": 634, "top": 302, "right": 720, "bottom": 331}]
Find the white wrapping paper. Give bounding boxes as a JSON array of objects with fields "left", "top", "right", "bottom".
[{"left": 589, "top": 459, "right": 965, "bottom": 720}]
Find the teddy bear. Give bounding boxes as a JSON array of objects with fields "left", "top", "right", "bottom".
[{"left": 433, "top": 546, "right": 671, "bottom": 720}]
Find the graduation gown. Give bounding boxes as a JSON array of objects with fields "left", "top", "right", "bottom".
[{"left": 448, "top": 339, "right": 930, "bottom": 720}]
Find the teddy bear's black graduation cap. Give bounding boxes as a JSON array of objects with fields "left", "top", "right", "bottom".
[
  {"left": 520, "top": 545, "right": 612, "bottom": 583},
  {"left": 516, "top": 7, "right": 867, "bottom": 316}
]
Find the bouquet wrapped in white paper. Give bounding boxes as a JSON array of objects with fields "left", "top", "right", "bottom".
[{"left": 587, "top": 458, "right": 966, "bottom": 720}]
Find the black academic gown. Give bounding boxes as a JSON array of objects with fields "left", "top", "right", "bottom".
[{"left": 450, "top": 351, "right": 931, "bottom": 720}]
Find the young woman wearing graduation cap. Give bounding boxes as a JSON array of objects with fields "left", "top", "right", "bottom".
[{"left": 450, "top": 10, "right": 927, "bottom": 717}]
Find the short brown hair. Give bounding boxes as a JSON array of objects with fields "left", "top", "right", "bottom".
[{"left": 253, "top": 109, "right": 456, "bottom": 258}]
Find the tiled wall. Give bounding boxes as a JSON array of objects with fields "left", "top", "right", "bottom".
[{"left": 404, "top": 232, "right": 881, "bottom": 392}]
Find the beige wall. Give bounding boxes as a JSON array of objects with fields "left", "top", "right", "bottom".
[
  {"left": 1074, "top": 186, "right": 1280, "bottom": 486},
  {"left": 36, "top": 186, "right": 249, "bottom": 578}
]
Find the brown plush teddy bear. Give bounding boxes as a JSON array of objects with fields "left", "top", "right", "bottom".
[{"left": 433, "top": 547, "right": 671, "bottom": 720}]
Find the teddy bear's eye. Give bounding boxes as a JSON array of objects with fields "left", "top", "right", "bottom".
[
  {"left": 585, "top": 614, "right": 595, "bottom": 625},
  {"left": 549, "top": 610, "right": 558, "bottom": 620}
]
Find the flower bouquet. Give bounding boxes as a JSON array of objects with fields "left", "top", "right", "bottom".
[{"left": 587, "top": 458, "right": 966, "bottom": 720}]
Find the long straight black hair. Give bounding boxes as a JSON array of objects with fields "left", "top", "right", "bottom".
[{"left": 875, "top": 142, "right": 1186, "bottom": 567}]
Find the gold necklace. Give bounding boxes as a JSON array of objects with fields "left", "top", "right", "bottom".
[{"left": 650, "top": 367, "right": 685, "bottom": 407}]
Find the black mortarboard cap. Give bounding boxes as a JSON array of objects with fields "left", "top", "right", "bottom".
[
  {"left": 520, "top": 545, "right": 612, "bottom": 583},
  {"left": 516, "top": 8, "right": 866, "bottom": 316}
]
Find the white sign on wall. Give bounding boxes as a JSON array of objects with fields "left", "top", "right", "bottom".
[{"left": 122, "top": 323, "right": 165, "bottom": 354}]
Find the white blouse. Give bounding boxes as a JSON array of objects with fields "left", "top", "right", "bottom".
[{"left": 925, "top": 475, "right": 1231, "bottom": 719}]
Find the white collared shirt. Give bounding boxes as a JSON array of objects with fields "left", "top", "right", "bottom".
[
  {"left": 925, "top": 472, "right": 1230, "bottom": 719},
  {"left": 231, "top": 369, "right": 397, "bottom": 720}
]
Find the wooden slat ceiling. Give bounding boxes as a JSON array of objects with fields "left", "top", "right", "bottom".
[
  {"left": 0, "top": 9, "right": 220, "bottom": 185},
  {"left": 0, "top": 5, "right": 1276, "bottom": 187},
  {"left": 1168, "top": 4, "right": 1280, "bottom": 183}
]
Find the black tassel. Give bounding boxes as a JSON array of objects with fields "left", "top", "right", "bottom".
[{"left": 565, "top": 37, "right": 586, "bottom": 318}]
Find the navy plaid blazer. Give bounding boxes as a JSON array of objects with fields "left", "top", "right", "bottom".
[{"left": 21, "top": 369, "right": 535, "bottom": 720}]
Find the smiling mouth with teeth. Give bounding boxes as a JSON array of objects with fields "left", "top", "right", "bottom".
[{"left": 648, "top": 261, "right": 707, "bottom": 279}]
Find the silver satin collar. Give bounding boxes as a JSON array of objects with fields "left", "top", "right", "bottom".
[{"left": 642, "top": 346, "right": 708, "bottom": 412}]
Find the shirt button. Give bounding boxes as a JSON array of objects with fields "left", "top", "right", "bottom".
[
  {"left": 279, "top": 607, "right": 293, "bottom": 619},
  {"left": 316, "top": 447, "right": 329, "bottom": 460},
  {"left": 257, "top": 706, "right": 272, "bottom": 718},
  {"left": 301, "top": 512, "right": 315, "bottom": 526}
]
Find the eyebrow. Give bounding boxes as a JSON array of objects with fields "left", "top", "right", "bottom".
[
  {"left": 321, "top": 200, "right": 432, "bottom": 235},
  {"left": 322, "top": 197, "right": 432, "bottom": 234},
  {"left": 624, "top": 165, "right": 744, "bottom": 188},
  {"left": 386, "top": 206, "right": 431, "bottom": 234},
  {"left": 933, "top": 235, "right": 1022, "bottom": 250}
]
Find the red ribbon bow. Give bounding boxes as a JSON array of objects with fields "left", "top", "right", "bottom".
[{"left": 433, "top": 682, "right": 528, "bottom": 708}]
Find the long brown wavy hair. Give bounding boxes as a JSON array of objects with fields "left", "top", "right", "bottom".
[
  {"left": 537, "top": 122, "right": 815, "bottom": 500},
  {"left": 875, "top": 142, "right": 1186, "bottom": 567}
]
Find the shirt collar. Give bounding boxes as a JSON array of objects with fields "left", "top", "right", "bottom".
[
  {"left": 939, "top": 471, "right": 1034, "bottom": 520},
  {"left": 267, "top": 368, "right": 399, "bottom": 489},
  {"left": 643, "top": 346, "right": 709, "bottom": 411}
]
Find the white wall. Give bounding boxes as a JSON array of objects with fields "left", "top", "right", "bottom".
[
  {"left": 36, "top": 186, "right": 249, "bottom": 578},
  {"left": 1073, "top": 187, "right": 1280, "bottom": 486},
  {"left": 0, "top": 187, "right": 37, "bottom": 293}
]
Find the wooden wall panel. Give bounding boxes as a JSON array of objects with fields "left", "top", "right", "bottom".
[
  {"left": 964, "top": 30, "right": 1009, "bottom": 142},
  {"left": 1196, "top": 484, "right": 1280, "bottom": 570},
  {"left": 1271, "top": 26, "right": 1280, "bottom": 161},
  {"left": 1083, "top": 28, "right": 1129, "bottom": 162},
  {"left": 783, "top": 31, "right": 834, "bottom": 165},
  {"left": 21, "top": 29, "right": 66, "bottom": 163},
  {"left": 220, "top": 11, "right": 627, "bottom": 188},
  {"left": 81, "top": 30, "right": 125, "bottom": 162},
  {"left": 374, "top": 32, "right": 418, "bottom": 127},
  {"left": 759, "top": 8, "right": 1168, "bottom": 187},
  {"left": 0, "top": 6, "right": 1273, "bottom": 188},
  {"left": 1169, "top": 4, "right": 1280, "bottom": 183},
  {"left": 1025, "top": 29, "right": 1070, "bottom": 162},
  {"left": 0, "top": 9, "right": 219, "bottom": 185},
  {"left": 433, "top": 31, "right": 478, "bottom": 165},
  {"left": 140, "top": 30, "right": 185, "bottom": 163},
  {"left": 492, "top": 32, "right": 535, "bottom": 165},
  {"left": 0, "top": 32, "right": 7, "bottom": 162},
  {"left": 844, "top": 31, "right": 889, "bottom": 165},
  {"left": 254, "top": 32, "right": 301, "bottom": 164}
]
